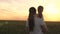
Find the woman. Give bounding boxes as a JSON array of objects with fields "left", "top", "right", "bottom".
[
  {"left": 26, "top": 7, "right": 36, "bottom": 34},
  {"left": 36, "top": 6, "right": 48, "bottom": 34}
]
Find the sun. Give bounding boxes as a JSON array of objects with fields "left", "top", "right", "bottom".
[
  {"left": 43, "top": 3, "right": 59, "bottom": 21},
  {"left": 45, "top": 4, "right": 58, "bottom": 15}
]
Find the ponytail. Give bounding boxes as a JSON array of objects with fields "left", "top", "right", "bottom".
[
  {"left": 28, "top": 7, "right": 36, "bottom": 31},
  {"left": 28, "top": 14, "right": 34, "bottom": 31}
]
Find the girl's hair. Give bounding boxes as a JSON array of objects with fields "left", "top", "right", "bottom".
[
  {"left": 28, "top": 7, "right": 36, "bottom": 31},
  {"left": 38, "top": 6, "right": 43, "bottom": 11},
  {"left": 38, "top": 6, "right": 43, "bottom": 18}
]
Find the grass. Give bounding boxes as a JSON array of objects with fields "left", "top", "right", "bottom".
[
  {"left": 0, "top": 20, "right": 26, "bottom": 34},
  {"left": 0, "top": 20, "right": 60, "bottom": 34},
  {"left": 45, "top": 22, "right": 60, "bottom": 34}
]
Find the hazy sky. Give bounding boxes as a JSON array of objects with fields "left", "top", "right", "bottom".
[{"left": 0, "top": 0, "right": 60, "bottom": 21}]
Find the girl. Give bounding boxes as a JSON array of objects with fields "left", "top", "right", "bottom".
[
  {"left": 36, "top": 6, "right": 48, "bottom": 34},
  {"left": 26, "top": 7, "right": 36, "bottom": 34}
]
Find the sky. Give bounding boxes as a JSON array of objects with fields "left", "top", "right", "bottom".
[{"left": 0, "top": 0, "right": 60, "bottom": 21}]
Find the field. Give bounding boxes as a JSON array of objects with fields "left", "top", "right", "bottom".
[{"left": 0, "top": 20, "right": 60, "bottom": 34}]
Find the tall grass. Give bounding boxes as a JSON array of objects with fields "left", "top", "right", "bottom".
[{"left": 0, "top": 21, "right": 60, "bottom": 34}]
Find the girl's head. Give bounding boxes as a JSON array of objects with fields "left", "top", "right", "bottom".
[
  {"left": 38, "top": 6, "right": 43, "bottom": 14},
  {"left": 28, "top": 7, "right": 36, "bottom": 31},
  {"left": 29, "top": 7, "right": 36, "bottom": 15},
  {"left": 38, "top": 6, "right": 44, "bottom": 18}
]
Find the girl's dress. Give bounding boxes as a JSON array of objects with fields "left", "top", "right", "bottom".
[{"left": 26, "top": 16, "right": 47, "bottom": 34}]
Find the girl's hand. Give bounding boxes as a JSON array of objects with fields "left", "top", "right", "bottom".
[{"left": 25, "top": 27, "right": 29, "bottom": 34}]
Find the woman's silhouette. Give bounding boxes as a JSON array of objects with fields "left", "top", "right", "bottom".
[
  {"left": 26, "top": 7, "right": 36, "bottom": 34},
  {"left": 36, "top": 6, "right": 48, "bottom": 34}
]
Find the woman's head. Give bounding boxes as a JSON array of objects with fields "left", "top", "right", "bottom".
[
  {"left": 38, "top": 6, "right": 44, "bottom": 18},
  {"left": 38, "top": 6, "right": 43, "bottom": 14},
  {"left": 28, "top": 7, "right": 36, "bottom": 31},
  {"left": 29, "top": 7, "right": 36, "bottom": 15}
]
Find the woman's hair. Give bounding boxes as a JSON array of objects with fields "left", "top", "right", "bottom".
[
  {"left": 28, "top": 7, "right": 36, "bottom": 31},
  {"left": 38, "top": 6, "right": 43, "bottom": 18},
  {"left": 38, "top": 6, "right": 43, "bottom": 12}
]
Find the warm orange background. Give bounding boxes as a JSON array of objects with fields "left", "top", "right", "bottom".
[{"left": 0, "top": 0, "right": 60, "bottom": 21}]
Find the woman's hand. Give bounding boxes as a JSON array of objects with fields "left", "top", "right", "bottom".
[
  {"left": 25, "top": 27, "right": 29, "bottom": 34},
  {"left": 41, "top": 25, "right": 48, "bottom": 33}
]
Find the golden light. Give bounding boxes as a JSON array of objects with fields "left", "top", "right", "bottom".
[
  {"left": 45, "top": 3, "right": 58, "bottom": 15},
  {"left": 43, "top": 3, "right": 59, "bottom": 21},
  {"left": 0, "top": 0, "right": 60, "bottom": 21}
]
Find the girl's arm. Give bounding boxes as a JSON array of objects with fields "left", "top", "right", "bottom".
[
  {"left": 25, "top": 27, "right": 29, "bottom": 34},
  {"left": 40, "top": 19, "right": 48, "bottom": 33},
  {"left": 41, "top": 25, "right": 48, "bottom": 33},
  {"left": 25, "top": 20, "right": 29, "bottom": 34}
]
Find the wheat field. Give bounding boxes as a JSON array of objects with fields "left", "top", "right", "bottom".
[{"left": 0, "top": 20, "right": 60, "bottom": 34}]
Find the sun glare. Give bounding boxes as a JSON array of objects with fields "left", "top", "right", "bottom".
[
  {"left": 0, "top": 0, "right": 60, "bottom": 21},
  {"left": 45, "top": 4, "right": 58, "bottom": 15},
  {"left": 43, "top": 3, "right": 59, "bottom": 21}
]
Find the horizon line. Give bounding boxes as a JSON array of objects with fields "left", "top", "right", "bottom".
[{"left": 0, "top": 20, "right": 60, "bottom": 22}]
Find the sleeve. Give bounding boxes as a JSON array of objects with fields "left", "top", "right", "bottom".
[{"left": 26, "top": 20, "right": 29, "bottom": 27}]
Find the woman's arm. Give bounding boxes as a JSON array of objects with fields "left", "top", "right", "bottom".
[
  {"left": 40, "top": 19, "right": 48, "bottom": 33},
  {"left": 41, "top": 25, "right": 48, "bottom": 33},
  {"left": 25, "top": 27, "right": 29, "bottom": 34},
  {"left": 25, "top": 20, "right": 29, "bottom": 34}
]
